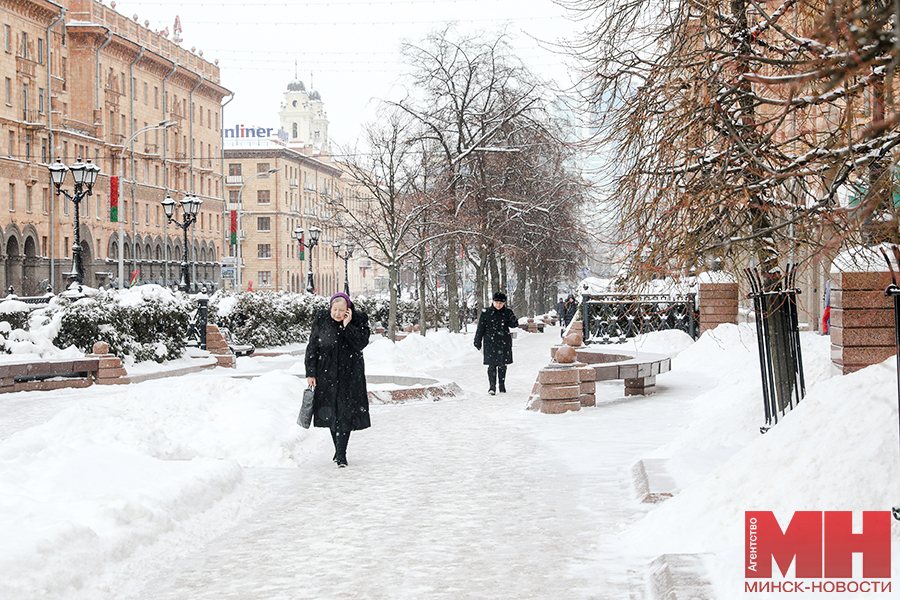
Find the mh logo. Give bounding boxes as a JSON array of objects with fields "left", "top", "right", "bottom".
[{"left": 745, "top": 511, "right": 891, "bottom": 579}]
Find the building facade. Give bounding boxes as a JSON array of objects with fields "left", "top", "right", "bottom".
[
  {"left": 0, "top": 0, "right": 229, "bottom": 294},
  {"left": 224, "top": 78, "right": 380, "bottom": 297}
]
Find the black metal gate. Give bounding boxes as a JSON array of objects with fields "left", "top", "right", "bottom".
[
  {"left": 581, "top": 293, "right": 699, "bottom": 344},
  {"left": 745, "top": 266, "right": 805, "bottom": 432}
]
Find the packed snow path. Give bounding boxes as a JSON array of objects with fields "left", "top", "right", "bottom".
[{"left": 128, "top": 331, "right": 695, "bottom": 600}]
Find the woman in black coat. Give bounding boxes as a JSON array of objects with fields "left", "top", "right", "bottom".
[
  {"left": 305, "top": 293, "right": 370, "bottom": 467},
  {"left": 474, "top": 291, "right": 518, "bottom": 395}
]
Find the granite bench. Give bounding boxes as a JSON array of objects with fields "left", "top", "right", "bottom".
[{"left": 550, "top": 346, "right": 671, "bottom": 396}]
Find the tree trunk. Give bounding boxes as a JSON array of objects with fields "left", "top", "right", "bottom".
[
  {"left": 474, "top": 253, "right": 485, "bottom": 312},
  {"left": 489, "top": 250, "right": 500, "bottom": 296},
  {"left": 418, "top": 257, "right": 427, "bottom": 335},
  {"left": 445, "top": 243, "right": 459, "bottom": 332},
  {"left": 388, "top": 264, "right": 399, "bottom": 341},
  {"left": 500, "top": 253, "right": 507, "bottom": 293},
  {"left": 513, "top": 258, "right": 526, "bottom": 314}
]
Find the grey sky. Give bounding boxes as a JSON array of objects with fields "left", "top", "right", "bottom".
[{"left": 114, "top": 0, "right": 585, "bottom": 148}]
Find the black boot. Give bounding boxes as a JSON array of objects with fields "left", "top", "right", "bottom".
[
  {"left": 498, "top": 365, "right": 507, "bottom": 393},
  {"left": 334, "top": 430, "right": 350, "bottom": 467},
  {"left": 487, "top": 365, "right": 497, "bottom": 395}
]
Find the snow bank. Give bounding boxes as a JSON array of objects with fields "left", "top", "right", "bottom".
[
  {"left": 831, "top": 242, "right": 896, "bottom": 274},
  {"left": 364, "top": 330, "right": 478, "bottom": 376},
  {"left": 624, "top": 323, "right": 900, "bottom": 595},
  {"left": 0, "top": 370, "right": 315, "bottom": 597}
]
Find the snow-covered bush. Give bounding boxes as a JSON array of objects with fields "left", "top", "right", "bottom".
[
  {"left": 210, "top": 291, "right": 328, "bottom": 347},
  {"left": 50, "top": 287, "right": 192, "bottom": 362}
]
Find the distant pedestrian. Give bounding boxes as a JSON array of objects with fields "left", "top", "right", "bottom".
[
  {"left": 474, "top": 291, "right": 518, "bottom": 395},
  {"left": 305, "top": 292, "right": 371, "bottom": 467},
  {"left": 555, "top": 296, "right": 566, "bottom": 332},
  {"left": 822, "top": 280, "right": 831, "bottom": 335},
  {"left": 563, "top": 294, "right": 578, "bottom": 328}
]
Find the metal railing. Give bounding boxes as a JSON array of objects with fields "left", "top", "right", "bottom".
[
  {"left": 745, "top": 265, "right": 805, "bottom": 433},
  {"left": 581, "top": 293, "right": 699, "bottom": 344}
]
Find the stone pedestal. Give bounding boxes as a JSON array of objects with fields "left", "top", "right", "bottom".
[
  {"left": 830, "top": 271, "right": 895, "bottom": 374},
  {"left": 87, "top": 341, "right": 130, "bottom": 385},
  {"left": 699, "top": 282, "right": 738, "bottom": 334},
  {"left": 206, "top": 324, "right": 236, "bottom": 368}
]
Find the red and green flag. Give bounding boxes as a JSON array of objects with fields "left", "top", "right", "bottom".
[
  {"left": 230, "top": 210, "right": 237, "bottom": 245},
  {"left": 299, "top": 233, "right": 305, "bottom": 261},
  {"left": 109, "top": 176, "right": 119, "bottom": 222},
  {"left": 129, "top": 269, "right": 140, "bottom": 287}
]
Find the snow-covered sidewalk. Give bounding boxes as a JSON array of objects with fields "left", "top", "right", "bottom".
[{"left": 122, "top": 331, "right": 695, "bottom": 600}]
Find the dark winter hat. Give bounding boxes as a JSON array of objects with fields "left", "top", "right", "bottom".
[
  {"left": 330, "top": 292, "right": 353, "bottom": 308},
  {"left": 492, "top": 291, "right": 507, "bottom": 303}
]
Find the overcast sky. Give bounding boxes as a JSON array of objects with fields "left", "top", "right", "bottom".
[{"left": 114, "top": 0, "right": 587, "bottom": 149}]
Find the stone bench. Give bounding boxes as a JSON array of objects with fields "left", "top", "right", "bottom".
[{"left": 549, "top": 346, "right": 671, "bottom": 396}]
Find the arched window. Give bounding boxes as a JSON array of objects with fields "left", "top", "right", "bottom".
[{"left": 292, "top": 122, "right": 298, "bottom": 139}]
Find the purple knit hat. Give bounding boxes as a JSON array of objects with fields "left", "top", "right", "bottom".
[{"left": 330, "top": 292, "right": 353, "bottom": 308}]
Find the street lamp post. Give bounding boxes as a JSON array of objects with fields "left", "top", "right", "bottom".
[
  {"left": 118, "top": 120, "right": 175, "bottom": 289},
  {"left": 332, "top": 240, "right": 354, "bottom": 295},
  {"left": 305, "top": 225, "right": 321, "bottom": 294},
  {"left": 48, "top": 158, "right": 101, "bottom": 286},
  {"left": 234, "top": 167, "right": 281, "bottom": 291},
  {"left": 162, "top": 193, "right": 202, "bottom": 292},
  {"left": 291, "top": 225, "right": 304, "bottom": 293}
]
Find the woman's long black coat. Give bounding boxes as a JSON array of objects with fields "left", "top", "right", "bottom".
[
  {"left": 474, "top": 305, "right": 518, "bottom": 366},
  {"left": 304, "top": 308, "right": 371, "bottom": 431}
]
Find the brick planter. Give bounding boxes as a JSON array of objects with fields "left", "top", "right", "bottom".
[
  {"left": 830, "top": 271, "right": 895, "bottom": 374},
  {"left": 699, "top": 282, "right": 738, "bottom": 334}
]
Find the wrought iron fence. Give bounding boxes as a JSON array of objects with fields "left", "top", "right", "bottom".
[
  {"left": 745, "top": 266, "right": 806, "bottom": 433},
  {"left": 581, "top": 293, "right": 699, "bottom": 344}
]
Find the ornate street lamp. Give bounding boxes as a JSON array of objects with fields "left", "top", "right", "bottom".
[
  {"left": 291, "top": 226, "right": 304, "bottom": 293},
  {"left": 48, "top": 157, "right": 100, "bottom": 285},
  {"left": 162, "top": 193, "right": 202, "bottom": 292},
  {"left": 305, "top": 225, "right": 321, "bottom": 294},
  {"left": 332, "top": 240, "right": 354, "bottom": 295}
]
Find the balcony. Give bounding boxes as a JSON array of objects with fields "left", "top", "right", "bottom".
[
  {"left": 290, "top": 178, "right": 298, "bottom": 188},
  {"left": 22, "top": 109, "right": 42, "bottom": 125},
  {"left": 225, "top": 175, "right": 244, "bottom": 186},
  {"left": 16, "top": 56, "right": 36, "bottom": 78}
]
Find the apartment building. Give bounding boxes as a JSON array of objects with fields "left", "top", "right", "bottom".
[{"left": 0, "top": 0, "right": 230, "bottom": 293}]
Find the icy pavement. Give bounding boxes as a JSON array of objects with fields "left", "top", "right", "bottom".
[{"left": 120, "top": 330, "right": 695, "bottom": 600}]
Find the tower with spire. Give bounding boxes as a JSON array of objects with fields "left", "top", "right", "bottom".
[{"left": 278, "top": 63, "right": 330, "bottom": 153}]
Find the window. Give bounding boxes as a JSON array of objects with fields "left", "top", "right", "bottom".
[
  {"left": 155, "top": 165, "right": 159, "bottom": 186},
  {"left": 145, "top": 203, "right": 149, "bottom": 225},
  {"left": 24, "top": 134, "right": 30, "bottom": 160},
  {"left": 25, "top": 186, "right": 31, "bottom": 212},
  {"left": 228, "top": 190, "right": 239, "bottom": 203},
  {"left": 38, "top": 87, "right": 44, "bottom": 113},
  {"left": 123, "top": 200, "right": 127, "bottom": 222},
  {"left": 8, "top": 183, "right": 13, "bottom": 211},
  {"left": 64, "top": 237, "right": 69, "bottom": 258},
  {"left": 257, "top": 217, "right": 270, "bottom": 231},
  {"left": 257, "top": 163, "right": 270, "bottom": 176},
  {"left": 84, "top": 190, "right": 89, "bottom": 217},
  {"left": 3, "top": 25, "right": 9, "bottom": 53},
  {"left": 41, "top": 137, "right": 46, "bottom": 163},
  {"left": 21, "top": 32, "right": 27, "bottom": 59},
  {"left": 132, "top": 77, "right": 136, "bottom": 100},
  {"left": 37, "top": 38, "right": 43, "bottom": 64},
  {"left": 4, "top": 77, "right": 10, "bottom": 105},
  {"left": 258, "top": 244, "right": 271, "bottom": 258},
  {"left": 42, "top": 236, "right": 47, "bottom": 257},
  {"left": 143, "top": 82, "right": 148, "bottom": 104},
  {"left": 42, "top": 187, "right": 48, "bottom": 214},
  {"left": 228, "top": 163, "right": 242, "bottom": 176},
  {"left": 61, "top": 58, "right": 66, "bottom": 90},
  {"left": 257, "top": 189, "right": 270, "bottom": 204},
  {"left": 154, "top": 86, "right": 158, "bottom": 108},
  {"left": 258, "top": 271, "right": 271, "bottom": 287},
  {"left": 96, "top": 195, "right": 101, "bottom": 219}
]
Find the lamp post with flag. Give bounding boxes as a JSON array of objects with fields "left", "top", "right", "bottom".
[{"left": 292, "top": 226, "right": 305, "bottom": 292}]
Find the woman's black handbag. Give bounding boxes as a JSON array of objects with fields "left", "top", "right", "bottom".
[{"left": 297, "top": 386, "right": 315, "bottom": 428}]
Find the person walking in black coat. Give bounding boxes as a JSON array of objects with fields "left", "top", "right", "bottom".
[
  {"left": 305, "top": 292, "right": 371, "bottom": 467},
  {"left": 563, "top": 294, "right": 578, "bottom": 327},
  {"left": 474, "top": 291, "right": 518, "bottom": 395}
]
